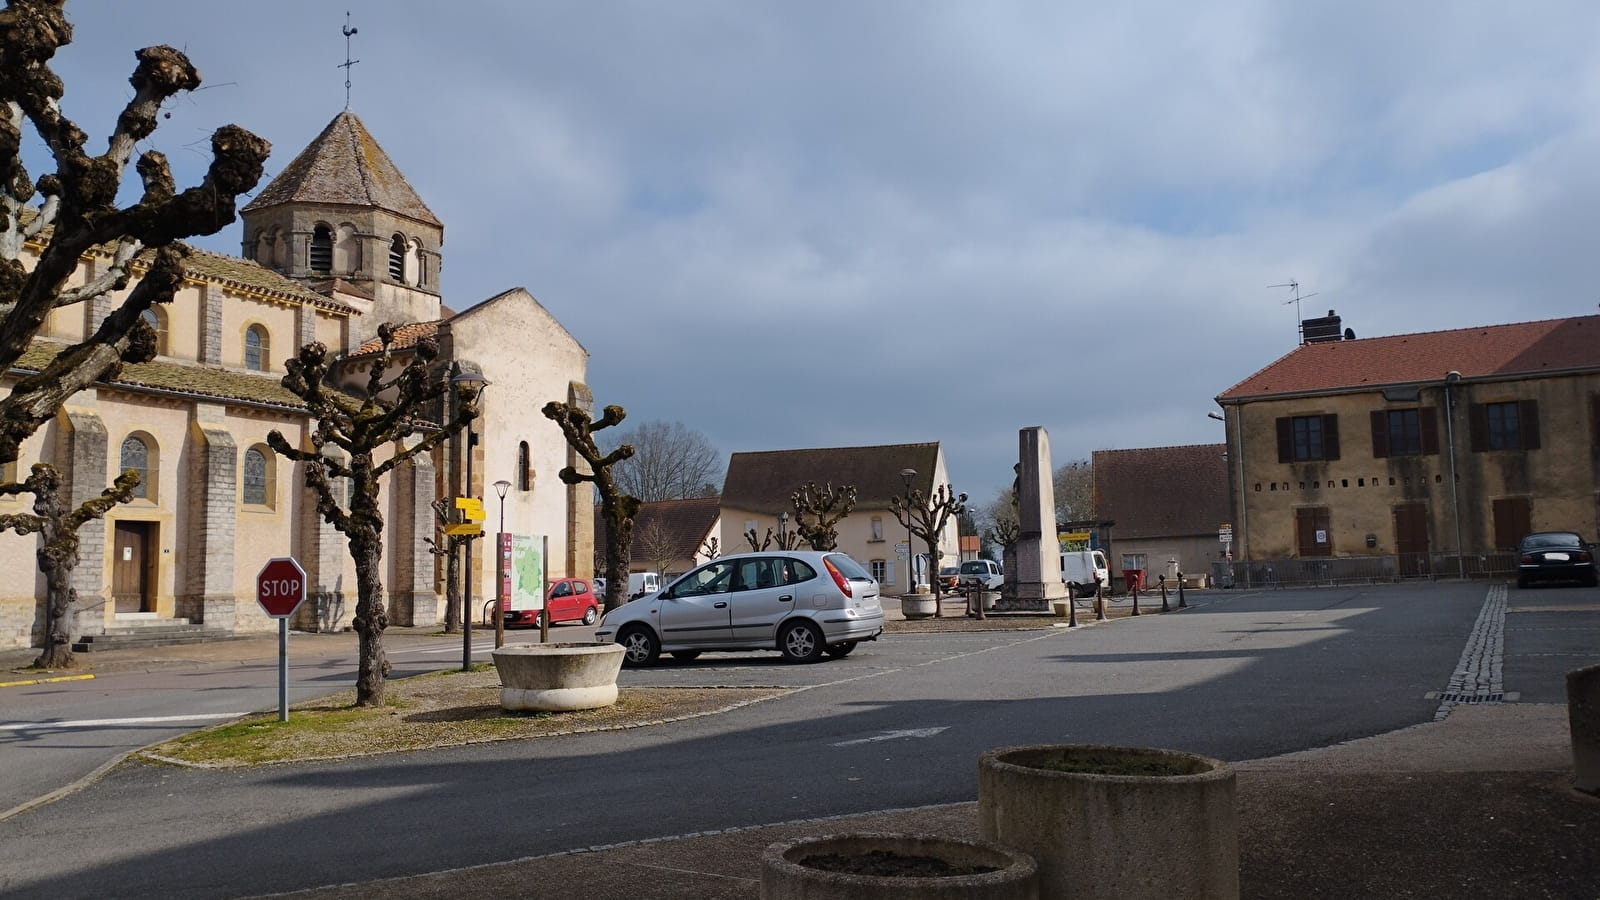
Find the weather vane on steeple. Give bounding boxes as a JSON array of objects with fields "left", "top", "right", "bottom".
[{"left": 338, "top": 11, "right": 360, "bottom": 110}]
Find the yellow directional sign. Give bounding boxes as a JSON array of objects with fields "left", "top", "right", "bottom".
[
  {"left": 455, "top": 497, "right": 484, "bottom": 521},
  {"left": 444, "top": 523, "right": 483, "bottom": 536}
]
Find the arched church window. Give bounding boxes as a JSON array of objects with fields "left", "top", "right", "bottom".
[
  {"left": 120, "top": 435, "right": 152, "bottom": 500},
  {"left": 518, "top": 441, "right": 532, "bottom": 492},
  {"left": 140, "top": 307, "right": 168, "bottom": 356},
  {"left": 310, "top": 225, "right": 333, "bottom": 272},
  {"left": 242, "top": 447, "right": 273, "bottom": 507},
  {"left": 244, "top": 325, "right": 269, "bottom": 372},
  {"left": 388, "top": 234, "right": 406, "bottom": 282}
]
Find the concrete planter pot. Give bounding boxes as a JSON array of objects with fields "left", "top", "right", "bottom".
[
  {"left": 978, "top": 744, "right": 1238, "bottom": 900},
  {"left": 762, "top": 832, "right": 1038, "bottom": 900},
  {"left": 901, "top": 595, "right": 938, "bottom": 620},
  {"left": 491, "top": 641, "right": 624, "bottom": 712}
]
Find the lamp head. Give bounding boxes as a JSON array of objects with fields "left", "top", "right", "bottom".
[{"left": 493, "top": 479, "right": 511, "bottom": 499}]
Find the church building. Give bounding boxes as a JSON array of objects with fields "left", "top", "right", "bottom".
[{"left": 0, "top": 110, "right": 593, "bottom": 650}]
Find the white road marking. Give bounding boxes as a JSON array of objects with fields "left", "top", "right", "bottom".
[
  {"left": 0, "top": 712, "right": 247, "bottom": 732},
  {"left": 831, "top": 726, "right": 948, "bottom": 746}
]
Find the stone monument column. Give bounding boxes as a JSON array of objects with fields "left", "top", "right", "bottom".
[{"left": 1004, "top": 426, "right": 1067, "bottom": 609}]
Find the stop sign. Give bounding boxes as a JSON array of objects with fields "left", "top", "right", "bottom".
[{"left": 257, "top": 557, "right": 307, "bottom": 618}]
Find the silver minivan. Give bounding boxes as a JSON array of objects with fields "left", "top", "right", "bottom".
[{"left": 594, "top": 550, "right": 884, "bottom": 666}]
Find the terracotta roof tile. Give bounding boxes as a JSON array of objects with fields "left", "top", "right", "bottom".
[
  {"left": 1093, "top": 444, "right": 1229, "bottom": 539},
  {"left": 722, "top": 443, "right": 941, "bottom": 512},
  {"left": 351, "top": 320, "right": 441, "bottom": 356},
  {"left": 243, "top": 111, "right": 442, "bottom": 228},
  {"left": 1218, "top": 315, "right": 1600, "bottom": 401}
]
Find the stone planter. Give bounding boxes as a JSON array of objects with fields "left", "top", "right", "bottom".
[
  {"left": 491, "top": 642, "right": 624, "bottom": 712},
  {"left": 1569, "top": 663, "right": 1600, "bottom": 795},
  {"left": 978, "top": 744, "right": 1237, "bottom": 900},
  {"left": 762, "top": 832, "right": 1038, "bottom": 900},
  {"left": 901, "top": 595, "right": 938, "bottom": 620}
]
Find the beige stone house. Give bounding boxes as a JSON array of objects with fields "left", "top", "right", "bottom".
[
  {"left": 1214, "top": 314, "right": 1600, "bottom": 579},
  {"left": 1092, "top": 444, "right": 1229, "bottom": 589},
  {"left": 719, "top": 442, "right": 960, "bottom": 591},
  {"left": 0, "top": 110, "right": 591, "bottom": 650}
]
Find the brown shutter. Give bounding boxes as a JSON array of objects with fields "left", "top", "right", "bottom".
[
  {"left": 1421, "top": 407, "right": 1439, "bottom": 455},
  {"left": 1370, "top": 410, "right": 1389, "bottom": 459},
  {"left": 1468, "top": 403, "right": 1487, "bottom": 452},
  {"left": 1519, "top": 399, "right": 1540, "bottom": 450},
  {"left": 1276, "top": 417, "right": 1293, "bottom": 463},
  {"left": 1592, "top": 394, "right": 1600, "bottom": 446},
  {"left": 1322, "top": 414, "right": 1340, "bottom": 461}
]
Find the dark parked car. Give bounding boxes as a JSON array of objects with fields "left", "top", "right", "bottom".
[{"left": 1516, "top": 531, "right": 1598, "bottom": 588}]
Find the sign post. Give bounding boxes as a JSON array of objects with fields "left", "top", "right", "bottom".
[{"left": 256, "top": 557, "right": 307, "bottom": 723}]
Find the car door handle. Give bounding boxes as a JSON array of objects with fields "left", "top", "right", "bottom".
[
  {"left": 778, "top": 595, "right": 793, "bottom": 602},
  {"left": 714, "top": 601, "right": 728, "bottom": 608}
]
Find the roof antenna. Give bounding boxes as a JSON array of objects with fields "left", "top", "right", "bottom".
[
  {"left": 1268, "top": 280, "right": 1319, "bottom": 342},
  {"left": 338, "top": 12, "right": 360, "bottom": 110}
]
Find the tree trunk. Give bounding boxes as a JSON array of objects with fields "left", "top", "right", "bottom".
[
  {"left": 33, "top": 541, "right": 77, "bottom": 669},
  {"left": 441, "top": 540, "right": 461, "bottom": 634},
  {"left": 924, "top": 537, "right": 945, "bottom": 617},
  {"left": 347, "top": 513, "right": 390, "bottom": 707}
]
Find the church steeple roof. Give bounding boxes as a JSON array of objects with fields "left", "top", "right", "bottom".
[{"left": 244, "top": 111, "right": 441, "bottom": 227}]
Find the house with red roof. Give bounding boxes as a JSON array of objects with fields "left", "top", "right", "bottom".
[
  {"left": 1092, "top": 444, "right": 1229, "bottom": 589},
  {"left": 1215, "top": 314, "right": 1600, "bottom": 577}
]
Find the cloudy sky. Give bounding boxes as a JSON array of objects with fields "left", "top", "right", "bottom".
[{"left": 40, "top": 1, "right": 1600, "bottom": 503}]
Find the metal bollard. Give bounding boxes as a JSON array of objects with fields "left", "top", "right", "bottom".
[
  {"left": 1177, "top": 571, "right": 1187, "bottom": 608},
  {"left": 1094, "top": 576, "right": 1106, "bottom": 620},
  {"left": 1159, "top": 574, "right": 1170, "bottom": 612},
  {"left": 1131, "top": 577, "right": 1140, "bottom": 616}
]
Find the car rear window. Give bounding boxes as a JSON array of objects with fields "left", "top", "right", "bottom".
[
  {"left": 1525, "top": 533, "right": 1582, "bottom": 549},
  {"left": 960, "top": 561, "right": 989, "bottom": 575},
  {"left": 824, "top": 554, "right": 872, "bottom": 581}
]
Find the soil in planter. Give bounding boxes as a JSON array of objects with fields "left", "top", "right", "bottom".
[
  {"left": 1032, "top": 751, "right": 1199, "bottom": 777},
  {"left": 800, "top": 850, "right": 999, "bottom": 878}
]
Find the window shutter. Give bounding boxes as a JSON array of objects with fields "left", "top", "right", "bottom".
[
  {"left": 1519, "top": 399, "right": 1540, "bottom": 450},
  {"left": 1592, "top": 394, "right": 1600, "bottom": 447},
  {"left": 1420, "top": 407, "right": 1439, "bottom": 455},
  {"left": 1467, "top": 403, "right": 1487, "bottom": 452},
  {"left": 1322, "top": 414, "right": 1340, "bottom": 461},
  {"left": 1276, "top": 417, "right": 1293, "bottom": 463},
  {"left": 1370, "top": 410, "right": 1390, "bottom": 459}
]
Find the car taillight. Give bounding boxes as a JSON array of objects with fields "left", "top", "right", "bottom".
[
  {"left": 1577, "top": 551, "right": 1594, "bottom": 563},
  {"left": 824, "top": 558, "right": 854, "bottom": 599}
]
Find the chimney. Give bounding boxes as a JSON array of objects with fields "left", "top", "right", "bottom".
[{"left": 1300, "top": 309, "right": 1344, "bottom": 344}]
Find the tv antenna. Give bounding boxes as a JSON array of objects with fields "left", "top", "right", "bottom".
[
  {"left": 338, "top": 12, "right": 360, "bottom": 110},
  {"left": 1269, "top": 279, "right": 1319, "bottom": 326}
]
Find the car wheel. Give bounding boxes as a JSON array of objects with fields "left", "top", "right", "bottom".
[
  {"left": 779, "top": 621, "right": 825, "bottom": 663},
  {"left": 583, "top": 605, "right": 598, "bottom": 626},
  {"left": 617, "top": 626, "right": 660, "bottom": 667},
  {"left": 532, "top": 611, "right": 544, "bottom": 629},
  {"left": 824, "top": 641, "right": 856, "bottom": 658},
  {"left": 670, "top": 650, "right": 702, "bottom": 661}
]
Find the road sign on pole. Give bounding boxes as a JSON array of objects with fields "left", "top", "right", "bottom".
[
  {"left": 257, "top": 557, "right": 307, "bottom": 619},
  {"left": 257, "top": 557, "right": 307, "bottom": 723}
]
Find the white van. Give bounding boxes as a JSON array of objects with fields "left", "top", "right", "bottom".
[
  {"left": 1060, "top": 550, "right": 1109, "bottom": 598},
  {"left": 627, "top": 572, "right": 661, "bottom": 599}
]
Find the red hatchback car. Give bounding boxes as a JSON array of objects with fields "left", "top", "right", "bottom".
[{"left": 503, "top": 577, "right": 601, "bottom": 628}]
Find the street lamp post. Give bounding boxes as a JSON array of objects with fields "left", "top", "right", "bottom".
[
  {"left": 493, "top": 479, "right": 511, "bottom": 649},
  {"left": 900, "top": 468, "right": 917, "bottom": 593},
  {"left": 1444, "top": 371, "right": 1466, "bottom": 579},
  {"left": 452, "top": 368, "right": 489, "bottom": 673}
]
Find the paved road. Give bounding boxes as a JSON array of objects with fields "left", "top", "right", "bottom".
[
  {"left": 0, "top": 629, "right": 504, "bottom": 814},
  {"left": 1, "top": 581, "right": 1590, "bottom": 899}
]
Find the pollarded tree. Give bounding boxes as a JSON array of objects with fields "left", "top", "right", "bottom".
[
  {"left": 267, "top": 325, "right": 481, "bottom": 707},
  {"left": 0, "top": 464, "right": 138, "bottom": 667},
  {"left": 543, "top": 401, "right": 637, "bottom": 613},
  {"left": 791, "top": 481, "right": 856, "bottom": 551},
  {"left": 891, "top": 483, "right": 967, "bottom": 617},
  {"left": 0, "top": 2, "right": 269, "bottom": 659}
]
